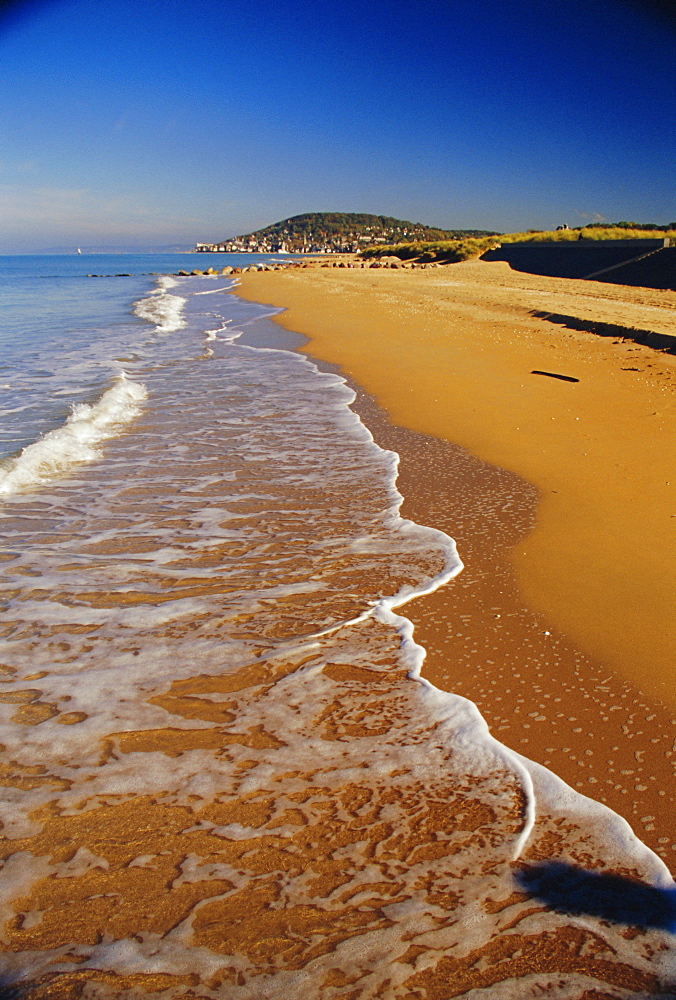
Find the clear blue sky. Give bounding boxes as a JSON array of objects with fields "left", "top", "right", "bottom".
[{"left": 0, "top": 0, "right": 673, "bottom": 250}]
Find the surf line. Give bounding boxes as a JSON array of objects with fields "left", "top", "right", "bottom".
[
  {"left": 201, "top": 311, "right": 541, "bottom": 861},
  {"left": 223, "top": 282, "right": 676, "bottom": 878}
]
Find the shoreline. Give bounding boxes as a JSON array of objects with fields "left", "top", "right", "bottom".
[
  {"left": 1, "top": 264, "right": 675, "bottom": 994},
  {"left": 235, "top": 261, "right": 676, "bottom": 863}
]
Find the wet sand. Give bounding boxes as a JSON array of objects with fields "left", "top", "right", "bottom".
[{"left": 236, "top": 261, "right": 676, "bottom": 864}]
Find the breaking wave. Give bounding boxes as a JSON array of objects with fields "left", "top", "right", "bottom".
[
  {"left": 0, "top": 373, "right": 147, "bottom": 496},
  {"left": 133, "top": 275, "right": 186, "bottom": 332}
]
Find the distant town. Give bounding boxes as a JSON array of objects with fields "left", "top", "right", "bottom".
[
  {"left": 195, "top": 236, "right": 382, "bottom": 254},
  {"left": 194, "top": 212, "right": 499, "bottom": 255},
  {"left": 195, "top": 237, "right": 305, "bottom": 254},
  {"left": 195, "top": 230, "right": 416, "bottom": 255}
]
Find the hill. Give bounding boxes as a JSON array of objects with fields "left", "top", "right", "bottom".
[{"left": 220, "top": 213, "right": 499, "bottom": 253}]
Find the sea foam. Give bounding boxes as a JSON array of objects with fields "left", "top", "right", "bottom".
[
  {"left": 132, "top": 275, "right": 186, "bottom": 332},
  {"left": 0, "top": 373, "right": 147, "bottom": 496}
]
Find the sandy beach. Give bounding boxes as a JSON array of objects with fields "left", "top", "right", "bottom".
[
  {"left": 237, "top": 260, "right": 676, "bottom": 863},
  {"left": 1, "top": 262, "right": 675, "bottom": 997}
]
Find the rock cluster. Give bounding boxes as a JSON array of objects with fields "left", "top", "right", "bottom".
[
  {"left": 176, "top": 258, "right": 443, "bottom": 278},
  {"left": 177, "top": 263, "right": 293, "bottom": 277}
]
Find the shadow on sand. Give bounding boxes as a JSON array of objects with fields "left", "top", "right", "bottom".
[
  {"left": 516, "top": 861, "right": 676, "bottom": 931},
  {"left": 529, "top": 310, "right": 676, "bottom": 353}
]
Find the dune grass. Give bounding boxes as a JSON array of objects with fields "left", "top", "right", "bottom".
[
  {"left": 361, "top": 236, "right": 500, "bottom": 263},
  {"left": 361, "top": 226, "right": 676, "bottom": 264},
  {"left": 501, "top": 226, "right": 676, "bottom": 243}
]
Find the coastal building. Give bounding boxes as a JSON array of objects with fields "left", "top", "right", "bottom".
[{"left": 194, "top": 237, "right": 348, "bottom": 254}]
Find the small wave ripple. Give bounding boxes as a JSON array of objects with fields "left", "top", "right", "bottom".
[
  {"left": 133, "top": 275, "right": 186, "bottom": 332},
  {"left": 0, "top": 373, "right": 147, "bottom": 496}
]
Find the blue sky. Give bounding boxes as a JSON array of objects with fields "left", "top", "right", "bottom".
[{"left": 0, "top": 0, "right": 673, "bottom": 250}]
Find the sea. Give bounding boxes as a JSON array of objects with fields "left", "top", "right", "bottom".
[{"left": 0, "top": 253, "right": 673, "bottom": 998}]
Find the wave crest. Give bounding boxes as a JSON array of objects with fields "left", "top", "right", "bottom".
[
  {"left": 0, "top": 374, "right": 148, "bottom": 496},
  {"left": 133, "top": 276, "right": 186, "bottom": 332}
]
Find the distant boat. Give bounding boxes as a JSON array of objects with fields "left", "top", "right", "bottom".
[{"left": 77, "top": 248, "right": 82, "bottom": 254}]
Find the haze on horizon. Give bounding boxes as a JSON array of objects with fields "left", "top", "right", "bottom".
[{"left": 0, "top": 0, "right": 673, "bottom": 253}]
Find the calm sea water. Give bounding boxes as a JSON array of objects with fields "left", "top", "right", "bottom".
[
  {"left": 0, "top": 253, "right": 284, "bottom": 461},
  {"left": 0, "top": 254, "right": 672, "bottom": 997}
]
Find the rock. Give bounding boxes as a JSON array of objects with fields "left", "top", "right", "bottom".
[
  {"left": 178, "top": 270, "right": 190, "bottom": 276},
  {"left": 221, "top": 267, "right": 233, "bottom": 274}
]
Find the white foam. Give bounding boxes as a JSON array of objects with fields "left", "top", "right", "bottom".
[
  {"left": 193, "top": 284, "right": 235, "bottom": 295},
  {"left": 204, "top": 320, "right": 241, "bottom": 344},
  {"left": 133, "top": 276, "right": 186, "bottom": 332},
  {"left": 0, "top": 373, "right": 147, "bottom": 497}
]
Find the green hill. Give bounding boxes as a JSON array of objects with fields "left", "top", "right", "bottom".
[{"left": 227, "top": 213, "right": 499, "bottom": 252}]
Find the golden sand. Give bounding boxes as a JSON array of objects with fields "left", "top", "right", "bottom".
[
  {"left": 237, "top": 261, "right": 676, "bottom": 858},
  {"left": 237, "top": 261, "right": 675, "bottom": 704}
]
